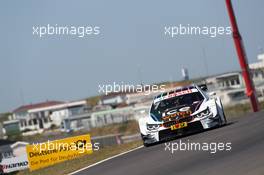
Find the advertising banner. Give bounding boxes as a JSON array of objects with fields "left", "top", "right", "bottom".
[
  {"left": 0, "top": 155, "right": 29, "bottom": 173},
  {"left": 26, "top": 134, "right": 93, "bottom": 171}
]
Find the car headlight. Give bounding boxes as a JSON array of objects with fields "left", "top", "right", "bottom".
[
  {"left": 195, "top": 108, "right": 211, "bottom": 118},
  {"left": 147, "top": 124, "right": 160, "bottom": 131}
]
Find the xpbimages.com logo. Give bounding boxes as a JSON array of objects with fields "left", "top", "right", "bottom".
[
  {"left": 30, "top": 140, "right": 100, "bottom": 156},
  {"left": 32, "top": 24, "right": 100, "bottom": 38},
  {"left": 164, "top": 140, "right": 232, "bottom": 154},
  {"left": 164, "top": 24, "right": 232, "bottom": 38},
  {"left": 98, "top": 82, "right": 166, "bottom": 95}
]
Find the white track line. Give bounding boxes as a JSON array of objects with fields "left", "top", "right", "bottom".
[{"left": 68, "top": 145, "right": 144, "bottom": 175}]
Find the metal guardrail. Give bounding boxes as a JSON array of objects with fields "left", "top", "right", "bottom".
[{"left": 121, "top": 134, "right": 141, "bottom": 143}]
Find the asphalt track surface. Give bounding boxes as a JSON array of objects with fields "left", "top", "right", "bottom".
[{"left": 73, "top": 111, "right": 264, "bottom": 175}]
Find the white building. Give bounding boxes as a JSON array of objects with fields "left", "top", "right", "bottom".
[
  {"left": 9, "top": 101, "right": 64, "bottom": 132},
  {"left": 30, "top": 100, "right": 88, "bottom": 127},
  {"left": 249, "top": 53, "right": 264, "bottom": 69},
  {"left": 98, "top": 93, "right": 126, "bottom": 107},
  {"left": 6, "top": 100, "right": 89, "bottom": 135},
  {"left": 206, "top": 69, "right": 264, "bottom": 106},
  {"left": 90, "top": 106, "right": 134, "bottom": 128},
  {"left": 125, "top": 92, "right": 156, "bottom": 105}
]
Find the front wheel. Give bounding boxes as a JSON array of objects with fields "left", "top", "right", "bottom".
[
  {"left": 143, "top": 141, "right": 151, "bottom": 147},
  {"left": 141, "top": 134, "right": 156, "bottom": 147},
  {"left": 218, "top": 112, "right": 227, "bottom": 126}
]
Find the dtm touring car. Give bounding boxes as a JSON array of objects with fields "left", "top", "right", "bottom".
[{"left": 138, "top": 84, "right": 227, "bottom": 146}]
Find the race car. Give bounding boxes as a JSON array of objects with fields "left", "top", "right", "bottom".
[{"left": 138, "top": 84, "right": 227, "bottom": 146}]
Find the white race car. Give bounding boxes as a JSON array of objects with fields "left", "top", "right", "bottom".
[{"left": 138, "top": 84, "right": 227, "bottom": 146}]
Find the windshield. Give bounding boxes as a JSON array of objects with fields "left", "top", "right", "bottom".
[{"left": 150, "top": 92, "right": 204, "bottom": 121}]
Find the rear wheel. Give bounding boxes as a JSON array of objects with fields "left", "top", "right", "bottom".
[
  {"left": 218, "top": 110, "right": 227, "bottom": 126},
  {"left": 217, "top": 99, "right": 227, "bottom": 126},
  {"left": 220, "top": 104, "right": 227, "bottom": 125},
  {"left": 222, "top": 111, "right": 227, "bottom": 125}
]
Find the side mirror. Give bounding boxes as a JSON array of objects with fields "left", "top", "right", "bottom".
[
  {"left": 198, "top": 84, "right": 208, "bottom": 91},
  {"left": 208, "top": 92, "right": 216, "bottom": 96}
]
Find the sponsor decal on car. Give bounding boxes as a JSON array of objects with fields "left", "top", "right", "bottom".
[
  {"left": 154, "top": 89, "right": 198, "bottom": 103},
  {"left": 162, "top": 107, "right": 192, "bottom": 122},
  {"left": 170, "top": 122, "right": 188, "bottom": 130}
]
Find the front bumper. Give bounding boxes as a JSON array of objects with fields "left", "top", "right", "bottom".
[
  {"left": 142, "top": 114, "right": 222, "bottom": 144},
  {"left": 158, "top": 121, "right": 204, "bottom": 141}
]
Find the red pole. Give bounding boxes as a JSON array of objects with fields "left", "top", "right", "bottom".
[{"left": 225, "top": 0, "right": 259, "bottom": 112}]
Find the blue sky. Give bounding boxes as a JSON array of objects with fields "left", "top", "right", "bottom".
[{"left": 0, "top": 0, "right": 264, "bottom": 112}]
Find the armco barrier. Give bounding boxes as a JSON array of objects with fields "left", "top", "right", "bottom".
[
  {"left": 121, "top": 134, "right": 141, "bottom": 143},
  {"left": 91, "top": 133, "right": 141, "bottom": 147},
  {"left": 91, "top": 134, "right": 123, "bottom": 148}
]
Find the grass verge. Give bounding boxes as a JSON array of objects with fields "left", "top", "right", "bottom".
[
  {"left": 19, "top": 120, "right": 140, "bottom": 143},
  {"left": 224, "top": 100, "right": 264, "bottom": 119}
]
